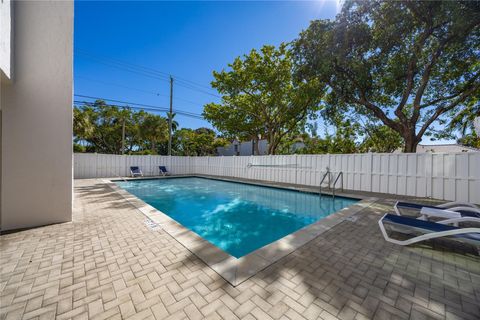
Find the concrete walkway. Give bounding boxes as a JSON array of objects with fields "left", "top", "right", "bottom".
[{"left": 1, "top": 179, "right": 479, "bottom": 320}]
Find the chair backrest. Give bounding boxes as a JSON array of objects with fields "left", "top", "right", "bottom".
[
  {"left": 130, "top": 166, "right": 140, "bottom": 173},
  {"left": 159, "top": 166, "right": 167, "bottom": 173}
]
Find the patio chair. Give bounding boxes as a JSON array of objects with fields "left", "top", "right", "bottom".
[
  {"left": 378, "top": 213, "right": 480, "bottom": 247},
  {"left": 159, "top": 166, "right": 169, "bottom": 176},
  {"left": 394, "top": 201, "right": 480, "bottom": 218},
  {"left": 130, "top": 166, "right": 143, "bottom": 177}
]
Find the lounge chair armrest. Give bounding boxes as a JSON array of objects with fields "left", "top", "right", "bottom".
[
  {"left": 437, "top": 217, "right": 480, "bottom": 225},
  {"left": 436, "top": 201, "right": 478, "bottom": 209},
  {"left": 447, "top": 206, "right": 480, "bottom": 214},
  {"left": 420, "top": 207, "right": 461, "bottom": 219}
]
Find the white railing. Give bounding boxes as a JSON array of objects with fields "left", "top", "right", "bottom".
[{"left": 74, "top": 152, "right": 480, "bottom": 203}]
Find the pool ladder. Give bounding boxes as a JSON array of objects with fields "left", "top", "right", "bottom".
[{"left": 319, "top": 169, "right": 343, "bottom": 199}]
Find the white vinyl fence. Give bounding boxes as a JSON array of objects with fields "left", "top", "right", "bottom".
[
  {"left": 74, "top": 153, "right": 193, "bottom": 178},
  {"left": 74, "top": 152, "right": 480, "bottom": 203}
]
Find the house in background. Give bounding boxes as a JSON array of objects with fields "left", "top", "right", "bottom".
[
  {"left": 217, "top": 139, "right": 480, "bottom": 156},
  {"left": 217, "top": 139, "right": 305, "bottom": 156},
  {"left": 217, "top": 139, "right": 269, "bottom": 156},
  {"left": 0, "top": 0, "right": 74, "bottom": 231},
  {"left": 414, "top": 144, "right": 479, "bottom": 153}
]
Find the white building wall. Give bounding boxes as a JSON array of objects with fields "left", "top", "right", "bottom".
[
  {"left": 1, "top": 1, "right": 74, "bottom": 231},
  {"left": 0, "top": 0, "right": 12, "bottom": 80}
]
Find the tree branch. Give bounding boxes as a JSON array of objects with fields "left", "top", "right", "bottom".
[
  {"left": 412, "top": 19, "right": 480, "bottom": 124},
  {"left": 416, "top": 83, "right": 480, "bottom": 140},
  {"left": 419, "top": 73, "right": 480, "bottom": 108}
]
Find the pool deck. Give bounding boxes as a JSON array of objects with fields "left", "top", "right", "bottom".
[{"left": 1, "top": 178, "right": 479, "bottom": 320}]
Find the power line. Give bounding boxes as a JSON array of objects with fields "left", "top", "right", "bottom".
[
  {"left": 73, "top": 94, "right": 204, "bottom": 119},
  {"left": 74, "top": 100, "right": 204, "bottom": 120},
  {"left": 172, "top": 80, "right": 222, "bottom": 99},
  {"left": 75, "top": 49, "right": 222, "bottom": 98},
  {"left": 76, "top": 75, "right": 205, "bottom": 106},
  {"left": 77, "top": 48, "right": 216, "bottom": 92},
  {"left": 76, "top": 76, "right": 167, "bottom": 97},
  {"left": 76, "top": 50, "right": 170, "bottom": 80}
]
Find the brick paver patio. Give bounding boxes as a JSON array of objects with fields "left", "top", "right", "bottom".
[{"left": 1, "top": 179, "right": 479, "bottom": 320}]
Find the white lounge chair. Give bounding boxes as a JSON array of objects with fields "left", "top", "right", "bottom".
[{"left": 378, "top": 213, "right": 480, "bottom": 247}]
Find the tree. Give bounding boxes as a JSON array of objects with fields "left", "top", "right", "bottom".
[
  {"left": 295, "top": 122, "right": 359, "bottom": 154},
  {"left": 73, "top": 100, "right": 225, "bottom": 155},
  {"left": 359, "top": 124, "right": 404, "bottom": 153},
  {"left": 73, "top": 107, "right": 94, "bottom": 142},
  {"left": 204, "top": 44, "right": 324, "bottom": 155},
  {"left": 73, "top": 101, "right": 133, "bottom": 154},
  {"left": 73, "top": 100, "right": 170, "bottom": 154},
  {"left": 138, "top": 113, "right": 169, "bottom": 153},
  {"left": 293, "top": 0, "right": 480, "bottom": 152},
  {"left": 173, "top": 128, "right": 228, "bottom": 156},
  {"left": 432, "top": 98, "right": 480, "bottom": 148}
]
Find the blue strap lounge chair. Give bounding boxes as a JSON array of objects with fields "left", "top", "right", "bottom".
[
  {"left": 159, "top": 166, "right": 169, "bottom": 176},
  {"left": 394, "top": 201, "right": 480, "bottom": 218},
  {"left": 378, "top": 213, "right": 480, "bottom": 247},
  {"left": 130, "top": 166, "right": 143, "bottom": 177}
]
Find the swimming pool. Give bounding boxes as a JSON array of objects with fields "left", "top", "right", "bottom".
[{"left": 116, "top": 177, "right": 358, "bottom": 258}]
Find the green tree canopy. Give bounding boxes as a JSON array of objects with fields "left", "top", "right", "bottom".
[
  {"left": 173, "top": 128, "right": 228, "bottom": 156},
  {"left": 74, "top": 101, "right": 139, "bottom": 154},
  {"left": 358, "top": 124, "right": 404, "bottom": 153},
  {"left": 203, "top": 44, "right": 324, "bottom": 154},
  {"left": 293, "top": 0, "right": 480, "bottom": 152},
  {"left": 295, "top": 120, "right": 359, "bottom": 154},
  {"left": 74, "top": 101, "right": 228, "bottom": 156},
  {"left": 74, "top": 100, "right": 169, "bottom": 154},
  {"left": 430, "top": 98, "right": 480, "bottom": 148},
  {"left": 138, "top": 113, "right": 169, "bottom": 153}
]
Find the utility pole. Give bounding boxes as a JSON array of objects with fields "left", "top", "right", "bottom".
[{"left": 168, "top": 76, "right": 173, "bottom": 156}]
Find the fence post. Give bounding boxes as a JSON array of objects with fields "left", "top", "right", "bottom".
[
  {"left": 369, "top": 153, "right": 374, "bottom": 193},
  {"left": 95, "top": 153, "right": 98, "bottom": 179},
  {"left": 124, "top": 154, "right": 127, "bottom": 177},
  {"left": 426, "top": 153, "right": 433, "bottom": 199},
  {"left": 294, "top": 155, "right": 297, "bottom": 185}
]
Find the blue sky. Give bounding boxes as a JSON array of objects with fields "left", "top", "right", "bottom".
[
  {"left": 74, "top": 1, "right": 339, "bottom": 129},
  {"left": 74, "top": 1, "right": 453, "bottom": 144}
]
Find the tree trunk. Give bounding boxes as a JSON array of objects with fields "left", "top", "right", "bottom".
[
  {"left": 254, "top": 136, "right": 260, "bottom": 155},
  {"left": 268, "top": 138, "right": 280, "bottom": 155},
  {"left": 267, "top": 131, "right": 275, "bottom": 155},
  {"left": 403, "top": 131, "right": 419, "bottom": 153},
  {"left": 151, "top": 140, "right": 156, "bottom": 154}
]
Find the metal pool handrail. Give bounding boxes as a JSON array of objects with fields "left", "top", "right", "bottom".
[
  {"left": 319, "top": 170, "right": 331, "bottom": 196},
  {"left": 332, "top": 171, "right": 344, "bottom": 199}
]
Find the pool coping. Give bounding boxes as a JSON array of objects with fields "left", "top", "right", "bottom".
[{"left": 104, "top": 175, "right": 378, "bottom": 286}]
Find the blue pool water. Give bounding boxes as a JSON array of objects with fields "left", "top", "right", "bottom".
[{"left": 116, "top": 177, "right": 358, "bottom": 258}]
